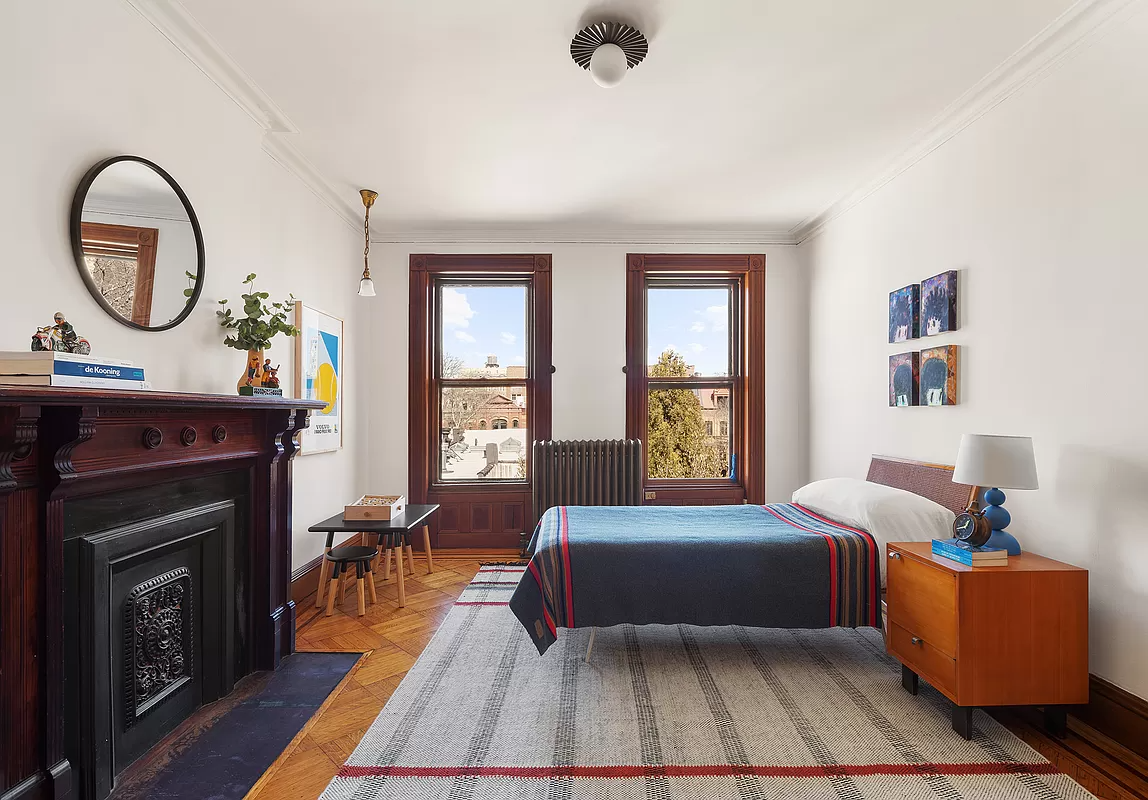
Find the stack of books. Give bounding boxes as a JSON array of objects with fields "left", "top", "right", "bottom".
[
  {"left": 931, "top": 537, "right": 1008, "bottom": 566},
  {"left": 0, "top": 351, "right": 150, "bottom": 390}
]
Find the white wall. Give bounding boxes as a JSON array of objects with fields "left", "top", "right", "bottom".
[
  {"left": 367, "top": 243, "right": 808, "bottom": 503},
  {"left": 1, "top": 0, "right": 368, "bottom": 570},
  {"left": 802, "top": 8, "right": 1148, "bottom": 698}
]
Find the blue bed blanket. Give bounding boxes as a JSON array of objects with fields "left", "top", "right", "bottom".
[{"left": 509, "top": 504, "right": 881, "bottom": 655}]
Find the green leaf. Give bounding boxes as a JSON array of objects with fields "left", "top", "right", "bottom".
[{"left": 245, "top": 273, "right": 257, "bottom": 283}]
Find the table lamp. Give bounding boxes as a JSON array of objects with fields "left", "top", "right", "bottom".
[{"left": 952, "top": 434, "right": 1038, "bottom": 556}]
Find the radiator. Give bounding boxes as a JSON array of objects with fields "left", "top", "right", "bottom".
[{"left": 531, "top": 439, "right": 643, "bottom": 528}]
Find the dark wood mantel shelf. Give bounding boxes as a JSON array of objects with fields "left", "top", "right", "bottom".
[{"left": 0, "top": 388, "right": 325, "bottom": 800}]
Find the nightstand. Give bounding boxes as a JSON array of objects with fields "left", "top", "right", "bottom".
[{"left": 885, "top": 542, "right": 1088, "bottom": 739}]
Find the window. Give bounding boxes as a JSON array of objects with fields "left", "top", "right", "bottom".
[
  {"left": 626, "top": 254, "right": 765, "bottom": 504},
  {"left": 409, "top": 254, "right": 552, "bottom": 548},
  {"left": 436, "top": 281, "right": 528, "bottom": 480}
]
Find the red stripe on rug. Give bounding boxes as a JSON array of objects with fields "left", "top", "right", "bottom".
[
  {"left": 455, "top": 601, "right": 510, "bottom": 606},
  {"left": 762, "top": 504, "right": 838, "bottom": 626},
  {"left": 794, "top": 503, "right": 881, "bottom": 627},
  {"left": 559, "top": 506, "right": 574, "bottom": 628},
  {"left": 337, "top": 762, "right": 1062, "bottom": 780}
]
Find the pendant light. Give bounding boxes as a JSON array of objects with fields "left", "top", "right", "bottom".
[
  {"left": 570, "top": 22, "right": 648, "bottom": 88},
  {"left": 358, "top": 189, "right": 378, "bottom": 297}
]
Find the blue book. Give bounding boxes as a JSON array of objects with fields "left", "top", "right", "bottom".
[
  {"left": 931, "top": 538, "right": 1007, "bottom": 566},
  {"left": 50, "top": 361, "right": 146, "bottom": 381}
]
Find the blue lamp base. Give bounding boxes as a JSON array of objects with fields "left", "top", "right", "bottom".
[{"left": 982, "top": 487, "right": 1021, "bottom": 556}]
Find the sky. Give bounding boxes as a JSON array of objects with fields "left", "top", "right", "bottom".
[
  {"left": 647, "top": 287, "right": 730, "bottom": 376},
  {"left": 438, "top": 284, "right": 730, "bottom": 376},
  {"left": 440, "top": 284, "right": 527, "bottom": 370}
]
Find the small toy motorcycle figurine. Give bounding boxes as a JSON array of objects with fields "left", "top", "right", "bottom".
[{"left": 31, "top": 312, "right": 91, "bottom": 355}]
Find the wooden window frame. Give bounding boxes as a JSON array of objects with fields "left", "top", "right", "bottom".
[
  {"left": 79, "top": 221, "right": 159, "bottom": 326},
  {"left": 409, "top": 254, "right": 553, "bottom": 548},
  {"left": 625, "top": 253, "right": 765, "bottom": 505}
]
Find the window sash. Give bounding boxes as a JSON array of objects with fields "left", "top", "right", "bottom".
[{"left": 433, "top": 277, "right": 531, "bottom": 381}]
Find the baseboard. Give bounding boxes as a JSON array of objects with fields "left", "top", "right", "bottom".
[{"left": 1073, "top": 674, "right": 1148, "bottom": 763}]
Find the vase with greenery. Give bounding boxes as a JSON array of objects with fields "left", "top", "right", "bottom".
[{"left": 217, "top": 273, "right": 299, "bottom": 393}]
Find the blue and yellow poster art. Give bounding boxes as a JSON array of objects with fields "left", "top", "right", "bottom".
[{"left": 294, "top": 302, "right": 343, "bottom": 453}]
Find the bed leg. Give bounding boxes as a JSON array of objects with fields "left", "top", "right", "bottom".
[{"left": 585, "top": 628, "right": 597, "bottom": 663}]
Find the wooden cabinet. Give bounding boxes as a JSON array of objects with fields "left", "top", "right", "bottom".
[{"left": 885, "top": 542, "right": 1088, "bottom": 739}]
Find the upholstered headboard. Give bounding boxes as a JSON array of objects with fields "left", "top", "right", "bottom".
[{"left": 866, "top": 455, "right": 980, "bottom": 515}]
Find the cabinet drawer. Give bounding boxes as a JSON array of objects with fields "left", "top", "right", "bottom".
[
  {"left": 886, "top": 550, "right": 957, "bottom": 657},
  {"left": 887, "top": 621, "right": 957, "bottom": 698}
]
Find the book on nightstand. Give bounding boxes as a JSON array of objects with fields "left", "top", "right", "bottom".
[{"left": 931, "top": 537, "right": 1008, "bottom": 566}]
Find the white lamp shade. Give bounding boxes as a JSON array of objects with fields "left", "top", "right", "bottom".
[
  {"left": 358, "top": 277, "right": 376, "bottom": 297},
  {"left": 952, "top": 434, "right": 1039, "bottom": 490},
  {"left": 590, "top": 43, "right": 628, "bottom": 88}
]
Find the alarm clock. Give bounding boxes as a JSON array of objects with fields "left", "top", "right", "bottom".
[{"left": 953, "top": 507, "right": 992, "bottom": 547}]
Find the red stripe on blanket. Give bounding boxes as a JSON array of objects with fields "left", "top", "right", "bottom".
[
  {"left": 793, "top": 503, "right": 881, "bottom": 627},
  {"left": 559, "top": 506, "right": 575, "bottom": 628},
  {"left": 762, "top": 504, "right": 838, "bottom": 626},
  {"left": 337, "top": 762, "right": 1062, "bottom": 780},
  {"left": 528, "top": 560, "right": 558, "bottom": 637}
]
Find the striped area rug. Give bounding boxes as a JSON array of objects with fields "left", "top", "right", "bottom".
[{"left": 320, "top": 564, "right": 1093, "bottom": 800}]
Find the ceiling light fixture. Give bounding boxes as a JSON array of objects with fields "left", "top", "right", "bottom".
[
  {"left": 357, "top": 188, "right": 377, "bottom": 297},
  {"left": 570, "top": 22, "right": 648, "bottom": 88}
]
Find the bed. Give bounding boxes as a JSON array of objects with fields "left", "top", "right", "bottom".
[{"left": 509, "top": 456, "right": 978, "bottom": 655}]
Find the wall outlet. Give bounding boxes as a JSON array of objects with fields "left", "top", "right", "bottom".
[{"left": 645, "top": 491, "right": 657, "bottom": 501}]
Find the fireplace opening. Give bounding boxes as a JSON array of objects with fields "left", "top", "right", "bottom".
[{"left": 64, "top": 472, "right": 250, "bottom": 800}]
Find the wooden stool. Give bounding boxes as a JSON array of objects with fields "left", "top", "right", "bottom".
[{"left": 323, "top": 545, "right": 378, "bottom": 617}]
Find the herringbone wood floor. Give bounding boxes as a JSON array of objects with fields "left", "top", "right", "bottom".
[{"left": 248, "top": 556, "right": 1148, "bottom": 800}]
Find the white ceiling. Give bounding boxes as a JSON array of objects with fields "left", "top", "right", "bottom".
[{"left": 175, "top": 0, "right": 1076, "bottom": 238}]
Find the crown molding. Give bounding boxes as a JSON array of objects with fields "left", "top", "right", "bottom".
[
  {"left": 261, "top": 134, "right": 362, "bottom": 232},
  {"left": 371, "top": 224, "right": 797, "bottom": 246},
  {"left": 123, "top": 0, "right": 361, "bottom": 232},
  {"left": 791, "top": 0, "right": 1141, "bottom": 245},
  {"left": 122, "top": 0, "right": 297, "bottom": 133}
]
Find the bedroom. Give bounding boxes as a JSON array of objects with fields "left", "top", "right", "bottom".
[{"left": 0, "top": 1, "right": 1145, "bottom": 799}]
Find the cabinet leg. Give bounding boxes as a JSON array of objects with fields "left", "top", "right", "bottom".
[
  {"left": 1043, "top": 706, "right": 1068, "bottom": 739},
  {"left": 952, "top": 704, "right": 974, "bottom": 740},
  {"left": 901, "top": 664, "right": 919, "bottom": 696}
]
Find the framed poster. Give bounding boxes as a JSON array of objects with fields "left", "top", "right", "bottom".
[{"left": 294, "top": 301, "right": 344, "bottom": 454}]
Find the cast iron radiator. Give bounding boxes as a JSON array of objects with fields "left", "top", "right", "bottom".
[{"left": 527, "top": 439, "right": 643, "bottom": 554}]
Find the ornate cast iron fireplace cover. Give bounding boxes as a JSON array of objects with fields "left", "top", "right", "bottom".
[{"left": 123, "top": 567, "right": 193, "bottom": 726}]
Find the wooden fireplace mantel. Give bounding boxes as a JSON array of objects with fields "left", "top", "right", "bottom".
[{"left": 0, "top": 388, "right": 325, "bottom": 800}]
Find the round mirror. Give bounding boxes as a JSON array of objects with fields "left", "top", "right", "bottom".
[{"left": 70, "top": 156, "right": 205, "bottom": 331}]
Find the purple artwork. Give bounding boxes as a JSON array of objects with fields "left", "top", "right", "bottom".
[
  {"left": 922, "top": 270, "right": 958, "bottom": 336},
  {"left": 888, "top": 285, "right": 919, "bottom": 343}
]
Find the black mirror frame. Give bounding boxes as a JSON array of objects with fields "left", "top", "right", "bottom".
[{"left": 69, "top": 155, "right": 206, "bottom": 332}]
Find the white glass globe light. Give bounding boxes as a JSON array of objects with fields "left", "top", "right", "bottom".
[{"left": 589, "top": 43, "right": 628, "bottom": 88}]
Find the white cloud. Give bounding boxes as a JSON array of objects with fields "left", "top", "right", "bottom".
[
  {"left": 689, "top": 343, "right": 706, "bottom": 353},
  {"left": 454, "top": 330, "right": 476, "bottom": 343},
  {"left": 704, "top": 305, "right": 728, "bottom": 331},
  {"left": 500, "top": 332, "right": 517, "bottom": 345},
  {"left": 512, "top": 354, "right": 526, "bottom": 364},
  {"left": 442, "top": 287, "right": 475, "bottom": 328},
  {"left": 689, "top": 321, "right": 706, "bottom": 333}
]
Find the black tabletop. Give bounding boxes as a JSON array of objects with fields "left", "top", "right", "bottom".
[{"left": 308, "top": 504, "right": 440, "bottom": 533}]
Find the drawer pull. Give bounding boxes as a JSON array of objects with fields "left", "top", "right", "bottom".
[
  {"left": 889, "top": 552, "right": 901, "bottom": 560},
  {"left": 911, "top": 636, "right": 923, "bottom": 646}
]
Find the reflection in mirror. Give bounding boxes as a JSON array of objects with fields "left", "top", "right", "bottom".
[{"left": 71, "top": 157, "right": 203, "bottom": 331}]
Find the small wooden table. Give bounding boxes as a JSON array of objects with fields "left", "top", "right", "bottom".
[
  {"left": 885, "top": 542, "right": 1088, "bottom": 739},
  {"left": 308, "top": 504, "right": 439, "bottom": 609}
]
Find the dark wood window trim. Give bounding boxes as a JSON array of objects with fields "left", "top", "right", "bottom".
[
  {"left": 408, "top": 254, "right": 553, "bottom": 548},
  {"left": 80, "top": 221, "right": 159, "bottom": 326},
  {"left": 625, "top": 253, "right": 765, "bottom": 505}
]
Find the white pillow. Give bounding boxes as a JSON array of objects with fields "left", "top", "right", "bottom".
[{"left": 791, "top": 478, "right": 955, "bottom": 586}]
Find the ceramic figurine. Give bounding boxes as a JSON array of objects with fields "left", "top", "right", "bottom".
[{"left": 31, "top": 312, "right": 91, "bottom": 355}]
